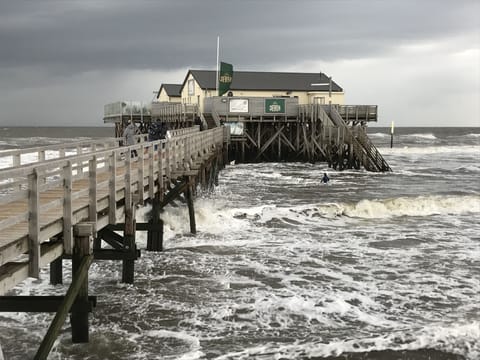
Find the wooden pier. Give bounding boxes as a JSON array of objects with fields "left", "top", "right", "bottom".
[
  {"left": 107, "top": 97, "right": 391, "bottom": 172},
  {"left": 0, "top": 126, "right": 227, "bottom": 358},
  {"left": 203, "top": 97, "right": 389, "bottom": 171}
]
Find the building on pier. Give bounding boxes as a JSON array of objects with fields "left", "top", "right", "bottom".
[
  {"left": 156, "top": 84, "right": 182, "bottom": 103},
  {"left": 104, "top": 69, "right": 391, "bottom": 172},
  {"left": 180, "top": 70, "right": 344, "bottom": 113}
]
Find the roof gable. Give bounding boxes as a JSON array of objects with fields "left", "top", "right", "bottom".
[
  {"left": 157, "top": 84, "right": 182, "bottom": 98},
  {"left": 187, "top": 70, "right": 343, "bottom": 92}
]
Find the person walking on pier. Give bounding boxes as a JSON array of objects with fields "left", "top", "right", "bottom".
[{"left": 123, "top": 120, "right": 138, "bottom": 157}]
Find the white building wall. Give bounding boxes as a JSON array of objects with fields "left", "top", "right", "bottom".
[
  {"left": 180, "top": 73, "right": 345, "bottom": 112},
  {"left": 158, "top": 89, "right": 181, "bottom": 103}
]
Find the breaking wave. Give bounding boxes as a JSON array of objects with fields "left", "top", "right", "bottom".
[
  {"left": 406, "top": 133, "right": 437, "bottom": 140},
  {"left": 157, "top": 195, "right": 480, "bottom": 241},
  {"left": 224, "top": 195, "right": 480, "bottom": 225}
]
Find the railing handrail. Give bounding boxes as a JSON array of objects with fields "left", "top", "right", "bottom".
[
  {"left": 321, "top": 105, "right": 390, "bottom": 171},
  {"left": 0, "top": 138, "right": 121, "bottom": 169},
  {"left": 0, "top": 127, "right": 222, "bottom": 183}
]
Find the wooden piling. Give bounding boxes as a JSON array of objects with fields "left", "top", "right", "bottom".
[
  {"left": 49, "top": 257, "right": 63, "bottom": 285},
  {"left": 35, "top": 223, "right": 94, "bottom": 359},
  {"left": 122, "top": 205, "right": 136, "bottom": 284},
  {"left": 71, "top": 222, "right": 95, "bottom": 343},
  {"left": 186, "top": 176, "right": 196, "bottom": 234},
  {"left": 146, "top": 194, "right": 164, "bottom": 251}
]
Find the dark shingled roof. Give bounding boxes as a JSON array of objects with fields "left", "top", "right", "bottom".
[
  {"left": 157, "top": 84, "right": 182, "bottom": 98},
  {"left": 184, "top": 70, "right": 343, "bottom": 92}
]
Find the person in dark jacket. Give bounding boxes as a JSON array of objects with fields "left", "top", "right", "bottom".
[
  {"left": 321, "top": 172, "right": 330, "bottom": 184},
  {"left": 123, "top": 120, "right": 138, "bottom": 157}
]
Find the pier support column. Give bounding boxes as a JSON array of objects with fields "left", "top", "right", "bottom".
[
  {"left": 71, "top": 222, "right": 95, "bottom": 343},
  {"left": 223, "top": 144, "right": 229, "bottom": 167},
  {"left": 147, "top": 193, "right": 164, "bottom": 251},
  {"left": 200, "top": 164, "right": 207, "bottom": 191},
  {"left": 93, "top": 236, "right": 101, "bottom": 251},
  {"left": 49, "top": 235, "right": 63, "bottom": 285},
  {"left": 49, "top": 257, "right": 63, "bottom": 285},
  {"left": 122, "top": 205, "right": 136, "bottom": 284},
  {"left": 186, "top": 176, "right": 196, "bottom": 235}
]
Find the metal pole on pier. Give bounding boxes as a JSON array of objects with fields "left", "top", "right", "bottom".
[
  {"left": 216, "top": 36, "right": 220, "bottom": 96},
  {"left": 390, "top": 121, "right": 395, "bottom": 148}
]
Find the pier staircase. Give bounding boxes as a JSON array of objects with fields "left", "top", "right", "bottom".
[
  {"left": 325, "top": 106, "right": 391, "bottom": 172},
  {"left": 201, "top": 109, "right": 221, "bottom": 129}
]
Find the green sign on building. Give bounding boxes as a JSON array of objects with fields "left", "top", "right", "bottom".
[{"left": 265, "top": 98, "right": 285, "bottom": 114}]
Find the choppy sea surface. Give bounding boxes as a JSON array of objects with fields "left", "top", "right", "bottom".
[{"left": 0, "top": 127, "right": 479, "bottom": 359}]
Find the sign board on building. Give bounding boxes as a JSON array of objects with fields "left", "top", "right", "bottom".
[
  {"left": 226, "top": 122, "right": 244, "bottom": 135},
  {"left": 229, "top": 99, "right": 249, "bottom": 113},
  {"left": 265, "top": 98, "right": 285, "bottom": 114}
]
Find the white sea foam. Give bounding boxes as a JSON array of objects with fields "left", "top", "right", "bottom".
[
  {"left": 341, "top": 195, "right": 480, "bottom": 218},
  {"left": 466, "top": 133, "right": 480, "bottom": 138},
  {"left": 378, "top": 145, "right": 480, "bottom": 155},
  {"left": 407, "top": 133, "right": 437, "bottom": 140},
  {"left": 237, "top": 195, "right": 480, "bottom": 224},
  {"left": 216, "top": 322, "right": 480, "bottom": 359},
  {"left": 368, "top": 132, "right": 389, "bottom": 138},
  {"left": 159, "top": 197, "right": 252, "bottom": 243},
  {"left": 134, "top": 330, "right": 203, "bottom": 360},
  {"left": 158, "top": 193, "right": 478, "bottom": 236}
]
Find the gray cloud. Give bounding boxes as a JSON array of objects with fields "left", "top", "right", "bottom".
[
  {"left": 1, "top": 0, "right": 478, "bottom": 71},
  {"left": 0, "top": 0, "right": 478, "bottom": 126}
]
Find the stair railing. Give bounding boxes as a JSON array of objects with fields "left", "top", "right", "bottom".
[{"left": 324, "top": 105, "right": 391, "bottom": 172}]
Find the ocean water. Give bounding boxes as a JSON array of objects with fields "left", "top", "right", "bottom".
[{"left": 0, "top": 127, "right": 479, "bottom": 359}]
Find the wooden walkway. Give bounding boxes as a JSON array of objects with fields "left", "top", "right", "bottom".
[{"left": 0, "top": 126, "right": 227, "bottom": 295}]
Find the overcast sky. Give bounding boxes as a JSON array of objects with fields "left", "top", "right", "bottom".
[{"left": 0, "top": 0, "right": 478, "bottom": 127}]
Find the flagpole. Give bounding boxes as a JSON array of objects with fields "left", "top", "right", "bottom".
[{"left": 216, "top": 36, "right": 220, "bottom": 96}]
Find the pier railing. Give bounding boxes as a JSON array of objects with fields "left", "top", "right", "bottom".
[
  {"left": 0, "top": 126, "right": 226, "bottom": 294},
  {"left": 151, "top": 102, "right": 198, "bottom": 122},
  {"left": 0, "top": 138, "right": 121, "bottom": 170},
  {"left": 324, "top": 106, "right": 391, "bottom": 171}
]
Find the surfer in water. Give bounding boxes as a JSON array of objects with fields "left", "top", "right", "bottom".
[{"left": 321, "top": 172, "right": 330, "bottom": 184}]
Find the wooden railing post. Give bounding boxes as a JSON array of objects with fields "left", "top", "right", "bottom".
[
  {"left": 158, "top": 142, "right": 164, "bottom": 201},
  {"left": 137, "top": 144, "right": 144, "bottom": 205},
  {"left": 148, "top": 144, "right": 154, "bottom": 200},
  {"left": 13, "top": 153, "right": 20, "bottom": 167},
  {"left": 28, "top": 169, "right": 40, "bottom": 278},
  {"left": 88, "top": 156, "right": 97, "bottom": 223},
  {"left": 63, "top": 161, "right": 73, "bottom": 255},
  {"left": 165, "top": 140, "right": 171, "bottom": 180},
  {"left": 108, "top": 151, "right": 117, "bottom": 225},
  {"left": 76, "top": 146, "right": 83, "bottom": 175}
]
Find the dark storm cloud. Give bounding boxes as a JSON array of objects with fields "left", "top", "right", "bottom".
[
  {"left": 0, "top": 0, "right": 478, "bottom": 127},
  {"left": 0, "top": 0, "right": 478, "bottom": 73}
]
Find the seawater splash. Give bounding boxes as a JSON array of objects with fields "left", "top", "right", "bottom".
[
  {"left": 215, "top": 322, "right": 480, "bottom": 359},
  {"left": 340, "top": 194, "right": 480, "bottom": 218},
  {"left": 378, "top": 145, "right": 480, "bottom": 155},
  {"left": 210, "top": 195, "right": 480, "bottom": 225},
  {"left": 408, "top": 133, "right": 438, "bottom": 140}
]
